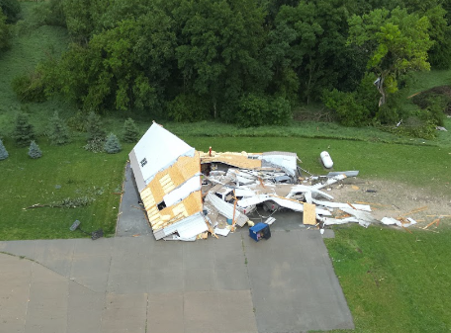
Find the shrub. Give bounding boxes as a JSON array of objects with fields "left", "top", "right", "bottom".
[
  {"left": 104, "top": 133, "right": 121, "bottom": 154},
  {"left": 123, "top": 118, "right": 139, "bottom": 143},
  {"left": 28, "top": 140, "right": 42, "bottom": 159},
  {"left": 167, "top": 94, "right": 210, "bottom": 122},
  {"left": 67, "top": 110, "right": 89, "bottom": 132},
  {"left": 11, "top": 71, "right": 46, "bottom": 103},
  {"left": 12, "top": 112, "right": 35, "bottom": 147},
  {"left": 84, "top": 137, "right": 104, "bottom": 153},
  {"left": 48, "top": 111, "right": 70, "bottom": 145},
  {"left": 322, "top": 89, "right": 370, "bottom": 126},
  {"left": 266, "top": 97, "right": 292, "bottom": 126},
  {"left": 0, "top": 138, "right": 8, "bottom": 160},
  {"left": 0, "top": 0, "right": 21, "bottom": 23},
  {"left": 235, "top": 94, "right": 269, "bottom": 128}
]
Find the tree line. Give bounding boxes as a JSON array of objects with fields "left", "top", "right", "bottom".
[{"left": 6, "top": 0, "right": 451, "bottom": 128}]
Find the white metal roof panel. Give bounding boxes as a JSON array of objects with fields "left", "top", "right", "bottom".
[{"left": 130, "top": 123, "right": 195, "bottom": 186}]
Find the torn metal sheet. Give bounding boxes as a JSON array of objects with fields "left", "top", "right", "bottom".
[
  {"left": 321, "top": 217, "right": 360, "bottom": 225},
  {"left": 327, "top": 171, "right": 359, "bottom": 178},
  {"left": 339, "top": 207, "right": 379, "bottom": 227},
  {"left": 205, "top": 192, "right": 249, "bottom": 227},
  {"left": 311, "top": 199, "right": 372, "bottom": 212},
  {"left": 214, "top": 228, "right": 231, "bottom": 237},
  {"left": 286, "top": 185, "right": 334, "bottom": 200},
  {"left": 238, "top": 195, "right": 332, "bottom": 216},
  {"left": 163, "top": 175, "right": 201, "bottom": 207},
  {"left": 154, "top": 212, "right": 208, "bottom": 240}
]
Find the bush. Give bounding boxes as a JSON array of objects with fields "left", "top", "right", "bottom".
[
  {"left": 235, "top": 94, "right": 269, "bottom": 128},
  {"left": 84, "top": 137, "right": 104, "bottom": 153},
  {"left": 167, "top": 94, "right": 210, "bottom": 122},
  {"left": 48, "top": 111, "right": 70, "bottom": 145},
  {"left": 0, "top": 8, "right": 10, "bottom": 51},
  {"left": 0, "top": 0, "right": 21, "bottom": 23},
  {"left": 104, "top": 133, "right": 121, "bottom": 154},
  {"left": 322, "top": 89, "right": 370, "bottom": 126},
  {"left": 28, "top": 140, "right": 42, "bottom": 159},
  {"left": 11, "top": 71, "right": 47, "bottom": 103},
  {"left": 266, "top": 97, "right": 292, "bottom": 126},
  {"left": 12, "top": 112, "right": 35, "bottom": 147},
  {"left": 67, "top": 110, "right": 89, "bottom": 132},
  {"left": 0, "top": 138, "right": 8, "bottom": 160},
  {"left": 122, "top": 118, "right": 139, "bottom": 143}
]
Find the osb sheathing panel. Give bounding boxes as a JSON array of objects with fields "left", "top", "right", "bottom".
[
  {"left": 145, "top": 191, "right": 203, "bottom": 231},
  {"left": 200, "top": 152, "right": 262, "bottom": 169},
  {"left": 141, "top": 153, "right": 200, "bottom": 206}
]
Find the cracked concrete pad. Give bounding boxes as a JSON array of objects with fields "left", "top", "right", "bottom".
[
  {"left": 101, "top": 293, "right": 148, "bottom": 333},
  {"left": 0, "top": 253, "right": 31, "bottom": 333},
  {"left": 184, "top": 290, "right": 258, "bottom": 333},
  {"left": 243, "top": 230, "right": 354, "bottom": 332}
]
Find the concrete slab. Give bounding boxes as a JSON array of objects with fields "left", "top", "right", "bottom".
[
  {"left": 107, "top": 237, "right": 152, "bottom": 293},
  {"left": 0, "top": 253, "right": 31, "bottom": 333},
  {"left": 243, "top": 230, "right": 354, "bottom": 332},
  {"left": 25, "top": 262, "right": 68, "bottom": 333},
  {"left": 101, "top": 293, "right": 148, "bottom": 333},
  {"left": 116, "top": 163, "right": 152, "bottom": 237},
  {"left": 70, "top": 239, "right": 114, "bottom": 292},
  {"left": 67, "top": 282, "right": 104, "bottom": 333},
  {"left": 147, "top": 293, "right": 184, "bottom": 333},
  {"left": 184, "top": 290, "right": 258, "bottom": 333}
]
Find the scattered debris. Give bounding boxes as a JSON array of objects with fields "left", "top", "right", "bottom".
[
  {"left": 128, "top": 122, "right": 442, "bottom": 242},
  {"left": 436, "top": 126, "right": 447, "bottom": 131},
  {"left": 69, "top": 220, "right": 103, "bottom": 240}
]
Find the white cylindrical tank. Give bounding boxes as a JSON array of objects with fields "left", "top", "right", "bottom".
[{"left": 320, "top": 151, "right": 333, "bottom": 169}]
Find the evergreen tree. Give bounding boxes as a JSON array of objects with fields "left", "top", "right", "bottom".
[
  {"left": 84, "top": 111, "right": 106, "bottom": 152},
  {"left": 28, "top": 140, "right": 42, "bottom": 159},
  {"left": 0, "top": 138, "right": 9, "bottom": 160},
  {"left": 122, "top": 118, "right": 139, "bottom": 143},
  {"left": 104, "top": 133, "right": 121, "bottom": 154},
  {"left": 86, "top": 111, "right": 106, "bottom": 142},
  {"left": 48, "top": 111, "right": 70, "bottom": 145},
  {"left": 12, "top": 112, "right": 35, "bottom": 147}
]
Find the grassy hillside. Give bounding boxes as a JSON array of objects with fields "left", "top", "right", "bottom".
[{"left": 0, "top": 2, "right": 71, "bottom": 137}]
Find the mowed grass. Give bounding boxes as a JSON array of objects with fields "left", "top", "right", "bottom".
[
  {"left": 0, "top": 140, "right": 134, "bottom": 240},
  {"left": 325, "top": 226, "right": 451, "bottom": 333}
]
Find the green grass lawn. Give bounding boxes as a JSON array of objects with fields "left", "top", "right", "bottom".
[{"left": 0, "top": 140, "right": 134, "bottom": 240}]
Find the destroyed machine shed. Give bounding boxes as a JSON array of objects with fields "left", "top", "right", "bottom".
[{"left": 129, "top": 122, "right": 420, "bottom": 241}]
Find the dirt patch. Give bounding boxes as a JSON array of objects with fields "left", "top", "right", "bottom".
[{"left": 327, "top": 178, "right": 451, "bottom": 230}]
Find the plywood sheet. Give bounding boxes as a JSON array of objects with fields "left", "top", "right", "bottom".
[{"left": 303, "top": 203, "right": 317, "bottom": 225}]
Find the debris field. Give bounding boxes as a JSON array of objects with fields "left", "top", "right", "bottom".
[{"left": 129, "top": 122, "right": 439, "bottom": 241}]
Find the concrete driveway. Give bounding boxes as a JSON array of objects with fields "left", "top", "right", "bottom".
[{"left": 0, "top": 165, "right": 354, "bottom": 333}]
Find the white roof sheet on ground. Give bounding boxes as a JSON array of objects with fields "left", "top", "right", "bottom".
[
  {"left": 130, "top": 123, "right": 195, "bottom": 185},
  {"left": 238, "top": 195, "right": 331, "bottom": 216},
  {"left": 163, "top": 175, "right": 201, "bottom": 207},
  {"left": 262, "top": 151, "right": 297, "bottom": 176},
  {"left": 311, "top": 199, "right": 372, "bottom": 212},
  {"left": 162, "top": 213, "right": 208, "bottom": 239},
  {"left": 205, "top": 192, "right": 249, "bottom": 227}
]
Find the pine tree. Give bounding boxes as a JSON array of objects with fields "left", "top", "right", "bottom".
[
  {"left": 48, "top": 111, "right": 70, "bottom": 145},
  {"left": 12, "top": 112, "right": 35, "bottom": 147},
  {"left": 86, "top": 111, "right": 105, "bottom": 142},
  {"left": 84, "top": 111, "right": 106, "bottom": 152},
  {"left": 104, "top": 133, "right": 122, "bottom": 154},
  {"left": 0, "top": 138, "right": 9, "bottom": 160},
  {"left": 28, "top": 140, "right": 42, "bottom": 159},
  {"left": 123, "top": 118, "right": 139, "bottom": 143}
]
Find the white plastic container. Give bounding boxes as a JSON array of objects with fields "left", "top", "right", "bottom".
[{"left": 320, "top": 151, "right": 333, "bottom": 169}]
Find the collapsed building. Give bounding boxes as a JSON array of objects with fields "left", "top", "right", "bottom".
[{"left": 129, "top": 122, "right": 417, "bottom": 241}]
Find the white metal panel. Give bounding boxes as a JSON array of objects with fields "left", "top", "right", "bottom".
[
  {"left": 131, "top": 123, "right": 195, "bottom": 185},
  {"left": 262, "top": 152, "right": 297, "bottom": 176},
  {"left": 163, "top": 175, "right": 201, "bottom": 207},
  {"left": 161, "top": 213, "right": 208, "bottom": 239},
  {"left": 205, "top": 192, "right": 249, "bottom": 227},
  {"left": 311, "top": 199, "right": 372, "bottom": 212}
]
